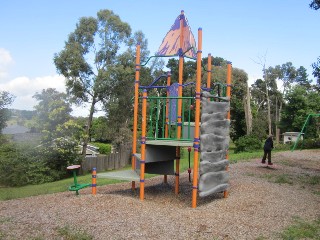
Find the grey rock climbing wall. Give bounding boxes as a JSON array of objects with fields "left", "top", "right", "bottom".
[{"left": 199, "top": 92, "right": 230, "bottom": 197}]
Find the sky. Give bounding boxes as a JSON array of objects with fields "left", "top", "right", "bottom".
[{"left": 0, "top": 0, "right": 319, "bottom": 117}]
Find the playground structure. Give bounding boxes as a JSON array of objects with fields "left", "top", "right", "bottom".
[
  {"left": 97, "top": 11, "right": 232, "bottom": 208},
  {"left": 291, "top": 113, "right": 320, "bottom": 151}
]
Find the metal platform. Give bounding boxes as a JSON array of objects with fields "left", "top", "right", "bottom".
[
  {"left": 97, "top": 169, "right": 140, "bottom": 181},
  {"left": 146, "top": 139, "right": 193, "bottom": 147}
]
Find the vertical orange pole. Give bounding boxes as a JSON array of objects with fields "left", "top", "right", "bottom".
[
  {"left": 175, "top": 10, "right": 185, "bottom": 194},
  {"left": 132, "top": 44, "right": 141, "bottom": 191},
  {"left": 165, "top": 71, "right": 171, "bottom": 138},
  {"left": 224, "top": 61, "right": 232, "bottom": 198},
  {"left": 192, "top": 28, "right": 202, "bottom": 208},
  {"left": 139, "top": 89, "right": 147, "bottom": 200},
  {"left": 206, "top": 53, "right": 212, "bottom": 89},
  {"left": 92, "top": 167, "right": 97, "bottom": 195}
]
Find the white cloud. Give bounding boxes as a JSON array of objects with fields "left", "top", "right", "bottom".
[
  {"left": 0, "top": 74, "right": 105, "bottom": 117},
  {"left": 0, "top": 74, "right": 66, "bottom": 110},
  {"left": 0, "top": 48, "right": 14, "bottom": 79}
]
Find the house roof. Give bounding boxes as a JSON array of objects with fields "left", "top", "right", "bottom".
[
  {"left": 283, "top": 132, "right": 303, "bottom": 136},
  {"left": 2, "top": 124, "right": 29, "bottom": 134}
]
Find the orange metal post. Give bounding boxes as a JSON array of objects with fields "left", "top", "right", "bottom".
[
  {"left": 226, "top": 62, "right": 232, "bottom": 120},
  {"left": 206, "top": 53, "right": 212, "bottom": 89},
  {"left": 192, "top": 28, "right": 202, "bottom": 208},
  {"left": 132, "top": 44, "right": 141, "bottom": 191},
  {"left": 224, "top": 61, "right": 232, "bottom": 198},
  {"left": 139, "top": 89, "right": 148, "bottom": 200},
  {"left": 92, "top": 167, "right": 97, "bottom": 195}
]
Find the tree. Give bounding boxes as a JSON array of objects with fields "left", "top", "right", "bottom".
[
  {"left": 103, "top": 31, "right": 151, "bottom": 147},
  {"left": 33, "top": 88, "right": 82, "bottom": 179},
  {"left": 230, "top": 68, "right": 248, "bottom": 141},
  {"left": 33, "top": 88, "right": 72, "bottom": 137},
  {"left": 310, "top": 0, "right": 320, "bottom": 10},
  {"left": 280, "top": 85, "right": 320, "bottom": 136},
  {"left": 252, "top": 54, "right": 274, "bottom": 137},
  {"left": 296, "top": 66, "right": 312, "bottom": 89},
  {"left": 0, "top": 91, "right": 15, "bottom": 133},
  {"left": 312, "top": 57, "right": 320, "bottom": 90},
  {"left": 54, "top": 9, "right": 132, "bottom": 155}
]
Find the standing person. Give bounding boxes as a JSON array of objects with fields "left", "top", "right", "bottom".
[{"left": 261, "top": 135, "right": 274, "bottom": 165}]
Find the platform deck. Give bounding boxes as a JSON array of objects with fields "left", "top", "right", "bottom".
[
  {"left": 146, "top": 139, "right": 193, "bottom": 147},
  {"left": 97, "top": 169, "right": 140, "bottom": 181}
]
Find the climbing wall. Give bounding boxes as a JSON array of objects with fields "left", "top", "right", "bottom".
[{"left": 198, "top": 91, "right": 230, "bottom": 197}]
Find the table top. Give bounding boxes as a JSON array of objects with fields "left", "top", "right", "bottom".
[{"left": 67, "top": 165, "right": 81, "bottom": 170}]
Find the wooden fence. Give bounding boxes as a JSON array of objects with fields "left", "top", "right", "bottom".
[{"left": 82, "top": 145, "right": 132, "bottom": 173}]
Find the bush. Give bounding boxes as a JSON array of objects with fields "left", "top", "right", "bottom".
[
  {"left": 0, "top": 137, "right": 82, "bottom": 187},
  {"left": 90, "top": 142, "right": 112, "bottom": 154},
  {"left": 273, "top": 143, "right": 292, "bottom": 151},
  {"left": 0, "top": 142, "right": 54, "bottom": 186},
  {"left": 234, "top": 135, "right": 262, "bottom": 153},
  {"left": 295, "top": 138, "right": 320, "bottom": 149}
]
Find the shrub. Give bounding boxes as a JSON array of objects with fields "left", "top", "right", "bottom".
[
  {"left": 299, "top": 138, "right": 320, "bottom": 149},
  {"left": 90, "top": 142, "right": 112, "bottom": 154},
  {"left": 0, "top": 142, "right": 53, "bottom": 186},
  {"left": 234, "top": 135, "right": 262, "bottom": 153}
]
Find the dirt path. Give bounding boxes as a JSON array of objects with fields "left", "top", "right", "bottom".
[{"left": 0, "top": 150, "right": 319, "bottom": 240}]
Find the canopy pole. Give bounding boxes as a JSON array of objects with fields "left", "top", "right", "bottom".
[
  {"left": 192, "top": 27, "right": 202, "bottom": 208},
  {"left": 224, "top": 61, "right": 232, "bottom": 198},
  {"left": 132, "top": 44, "right": 141, "bottom": 191},
  {"left": 139, "top": 89, "right": 148, "bottom": 200}
]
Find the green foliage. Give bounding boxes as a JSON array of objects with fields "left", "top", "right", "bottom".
[
  {"left": 251, "top": 111, "right": 268, "bottom": 140},
  {"left": 273, "top": 143, "right": 291, "bottom": 151},
  {"left": 38, "top": 138, "right": 82, "bottom": 180},
  {"left": 57, "top": 226, "right": 93, "bottom": 240},
  {"left": 0, "top": 91, "right": 15, "bottom": 133},
  {"left": 234, "top": 135, "right": 262, "bottom": 153},
  {"left": 311, "top": 57, "right": 320, "bottom": 90},
  {"left": 32, "top": 88, "right": 72, "bottom": 134},
  {"left": 274, "top": 174, "right": 293, "bottom": 185},
  {"left": 295, "top": 138, "right": 320, "bottom": 149},
  {"left": 0, "top": 142, "right": 53, "bottom": 187},
  {"left": 230, "top": 68, "right": 248, "bottom": 141},
  {"left": 0, "top": 121, "right": 82, "bottom": 187},
  {"left": 280, "top": 86, "right": 320, "bottom": 132},
  {"left": 90, "top": 142, "right": 111, "bottom": 154},
  {"left": 310, "top": 0, "right": 320, "bottom": 10},
  {"left": 280, "top": 217, "right": 320, "bottom": 239},
  {"left": 91, "top": 116, "right": 109, "bottom": 142}
]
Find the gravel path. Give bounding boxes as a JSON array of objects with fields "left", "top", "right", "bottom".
[{"left": 0, "top": 150, "right": 319, "bottom": 240}]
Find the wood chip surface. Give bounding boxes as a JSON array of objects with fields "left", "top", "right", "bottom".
[{"left": 0, "top": 150, "right": 319, "bottom": 239}]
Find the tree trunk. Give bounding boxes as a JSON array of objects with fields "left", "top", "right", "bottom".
[
  {"left": 82, "top": 97, "right": 97, "bottom": 156},
  {"left": 265, "top": 70, "right": 272, "bottom": 136},
  {"left": 275, "top": 98, "right": 281, "bottom": 143},
  {"left": 244, "top": 83, "right": 252, "bottom": 135}
]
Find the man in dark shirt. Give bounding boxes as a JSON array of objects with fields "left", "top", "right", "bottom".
[{"left": 261, "top": 135, "right": 274, "bottom": 165}]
